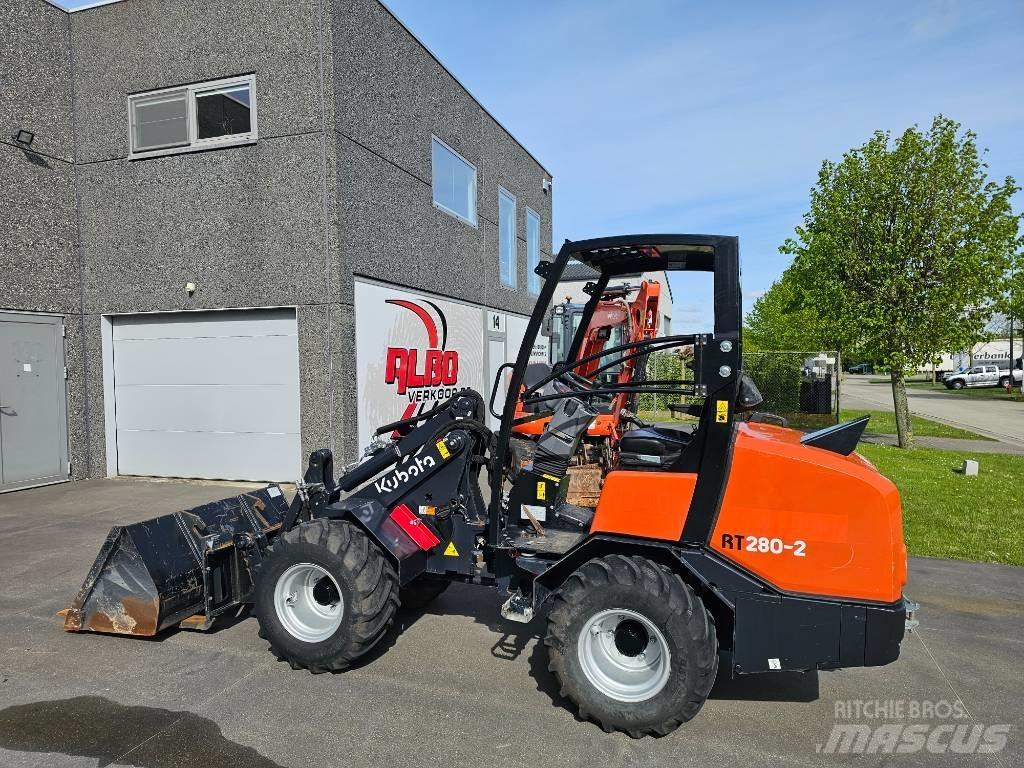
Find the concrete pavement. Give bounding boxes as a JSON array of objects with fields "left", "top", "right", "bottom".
[
  {"left": 843, "top": 376, "right": 1024, "bottom": 448},
  {"left": 1, "top": 478, "right": 1021, "bottom": 767}
]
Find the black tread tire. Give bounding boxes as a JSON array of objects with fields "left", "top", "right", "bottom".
[
  {"left": 399, "top": 578, "right": 450, "bottom": 610},
  {"left": 545, "top": 554, "right": 718, "bottom": 738},
  {"left": 253, "top": 519, "right": 398, "bottom": 673},
  {"left": 998, "top": 376, "right": 1010, "bottom": 388},
  {"left": 951, "top": 380, "right": 965, "bottom": 389}
]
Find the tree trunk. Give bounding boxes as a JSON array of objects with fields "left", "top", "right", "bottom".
[{"left": 890, "top": 369, "right": 913, "bottom": 448}]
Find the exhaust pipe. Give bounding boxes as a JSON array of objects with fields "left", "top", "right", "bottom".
[{"left": 63, "top": 486, "right": 288, "bottom": 637}]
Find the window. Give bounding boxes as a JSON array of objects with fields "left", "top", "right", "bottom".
[
  {"left": 526, "top": 207, "right": 541, "bottom": 294},
  {"left": 432, "top": 137, "right": 477, "bottom": 225},
  {"left": 499, "top": 187, "right": 517, "bottom": 288},
  {"left": 129, "top": 75, "right": 257, "bottom": 158}
]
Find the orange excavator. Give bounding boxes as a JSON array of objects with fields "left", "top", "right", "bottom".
[{"left": 512, "top": 280, "right": 662, "bottom": 501}]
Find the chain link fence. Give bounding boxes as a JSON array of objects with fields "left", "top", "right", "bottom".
[{"left": 637, "top": 350, "right": 840, "bottom": 429}]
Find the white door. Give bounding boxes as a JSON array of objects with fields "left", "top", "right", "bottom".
[{"left": 110, "top": 309, "right": 300, "bottom": 482}]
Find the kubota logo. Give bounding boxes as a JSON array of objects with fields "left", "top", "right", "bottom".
[{"left": 383, "top": 299, "right": 463, "bottom": 420}]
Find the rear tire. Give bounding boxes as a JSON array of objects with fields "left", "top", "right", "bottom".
[
  {"left": 998, "top": 376, "right": 1010, "bottom": 388},
  {"left": 545, "top": 555, "right": 718, "bottom": 737},
  {"left": 253, "top": 519, "right": 398, "bottom": 673},
  {"left": 399, "top": 578, "right": 450, "bottom": 610}
]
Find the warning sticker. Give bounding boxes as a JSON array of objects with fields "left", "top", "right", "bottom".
[
  {"left": 536, "top": 481, "right": 546, "bottom": 501},
  {"left": 419, "top": 505, "right": 436, "bottom": 516},
  {"left": 443, "top": 541, "right": 459, "bottom": 557},
  {"left": 715, "top": 400, "right": 729, "bottom": 423},
  {"left": 436, "top": 441, "right": 451, "bottom": 460}
]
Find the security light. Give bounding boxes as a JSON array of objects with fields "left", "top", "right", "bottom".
[{"left": 15, "top": 129, "right": 35, "bottom": 146}]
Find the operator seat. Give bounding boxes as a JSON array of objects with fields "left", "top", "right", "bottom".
[{"left": 618, "top": 424, "right": 693, "bottom": 470}]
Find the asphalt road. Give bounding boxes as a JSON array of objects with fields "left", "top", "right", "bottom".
[
  {"left": 1, "top": 478, "right": 1020, "bottom": 768},
  {"left": 842, "top": 376, "right": 1024, "bottom": 448}
]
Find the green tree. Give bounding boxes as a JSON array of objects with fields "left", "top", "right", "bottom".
[
  {"left": 745, "top": 271, "right": 831, "bottom": 352},
  {"left": 782, "top": 116, "right": 1020, "bottom": 447}
]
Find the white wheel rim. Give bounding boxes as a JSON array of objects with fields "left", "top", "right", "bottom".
[
  {"left": 577, "top": 608, "right": 671, "bottom": 703},
  {"left": 273, "top": 563, "right": 344, "bottom": 643}
]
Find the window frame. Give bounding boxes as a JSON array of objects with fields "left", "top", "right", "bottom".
[
  {"left": 498, "top": 186, "right": 518, "bottom": 289},
  {"left": 525, "top": 206, "right": 541, "bottom": 295},
  {"left": 128, "top": 74, "right": 258, "bottom": 160},
  {"left": 431, "top": 136, "right": 478, "bottom": 227}
]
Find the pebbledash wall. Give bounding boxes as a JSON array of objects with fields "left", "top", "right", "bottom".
[{"left": 0, "top": 0, "right": 552, "bottom": 484}]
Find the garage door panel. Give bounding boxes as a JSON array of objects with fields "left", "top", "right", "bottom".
[
  {"left": 113, "top": 335, "right": 298, "bottom": 386},
  {"left": 112, "top": 310, "right": 297, "bottom": 341},
  {"left": 111, "top": 310, "right": 300, "bottom": 482},
  {"left": 116, "top": 430, "right": 300, "bottom": 482},
  {"left": 114, "top": 385, "right": 299, "bottom": 434}
]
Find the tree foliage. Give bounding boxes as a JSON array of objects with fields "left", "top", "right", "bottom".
[
  {"left": 744, "top": 272, "right": 829, "bottom": 352},
  {"left": 781, "top": 116, "right": 1020, "bottom": 446}
]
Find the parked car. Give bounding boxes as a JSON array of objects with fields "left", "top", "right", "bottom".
[
  {"left": 846, "top": 363, "right": 874, "bottom": 374},
  {"left": 943, "top": 365, "right": 1022, "bottom": 389}
]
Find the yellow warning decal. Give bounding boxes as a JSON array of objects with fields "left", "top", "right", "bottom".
[
  {"left": 541, "top": 473, "right": 560, "bottom": 482},
  {"left": 436, "top": 440, "right": 451, "bottom": 460},
  {"left": 536, "top": 481, "right": 547, "bottom": 501},
  {"left": 716, "top": 400, "right": 729, "bottom": 423},
  {"left": 443, "top": 541, "right": 459, "bottom": 557}
]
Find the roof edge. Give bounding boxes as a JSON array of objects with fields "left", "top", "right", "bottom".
[{"left": 375, "top": 0, "right": 552, "bottom": 178}]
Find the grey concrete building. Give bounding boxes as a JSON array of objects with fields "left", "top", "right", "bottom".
[{"left": 0, "top": 0, "right": 552, "bottom": 490}]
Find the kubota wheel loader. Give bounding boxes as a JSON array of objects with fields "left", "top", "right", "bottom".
[{"left": 64, "top": 234, "right": 914, "bottom": 738}]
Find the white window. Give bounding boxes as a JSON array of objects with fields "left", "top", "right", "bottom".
[
  {"left": 526, "top": 207, "right": 541, "bottom": 294},
  {"left": 432, "top": 137, "right": 477, "bottom": 225},
  {"left": 129, "top": 75, "right": 257, "bottom": 158},
  {"left": 499, "top": 187, "right": 517, "bottom": 288}
]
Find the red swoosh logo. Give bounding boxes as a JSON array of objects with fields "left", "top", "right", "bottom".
[{"left": 386, "top": 299, "right": 438, "bottom": 348}]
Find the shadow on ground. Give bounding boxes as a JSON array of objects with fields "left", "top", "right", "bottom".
[{"left": 0, "top": 696, "right": 284, "bottom": 767}]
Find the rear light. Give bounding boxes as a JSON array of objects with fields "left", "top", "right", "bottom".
[{"left": 388, "top": 504, "right": 442, "bottom": 551}]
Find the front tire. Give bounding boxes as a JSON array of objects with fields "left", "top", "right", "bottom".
[
  {"left": 545, "top": 555, "right": 718, "bottom": 737},
  {"left": 254, "top": 519, "right": 398, "bottom": 673},
  {"left": 950, "top": 380, "right": 964, "bottom": 389}
]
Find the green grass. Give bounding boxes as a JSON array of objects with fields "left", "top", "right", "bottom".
[
  {"left": 839, "top": 408, "right": 992, "bottom": 440},
  {"left": 858, "top": 443, "right": 1024, "bottom": 565}
]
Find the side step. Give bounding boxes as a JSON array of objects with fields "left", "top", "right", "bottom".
[{"left": 500, "top": 591, "right": 535, "bottom": 624}]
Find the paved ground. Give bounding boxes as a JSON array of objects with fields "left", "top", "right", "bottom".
[
  {"left": 843, "top": 376, "right": 1024, "bottom": 448},
  {"left": 1, "top": 478, "right": 1021, "bottom": 768},
  {"left": 860, "top": 433, "right": 1024, "bottom": 455}
]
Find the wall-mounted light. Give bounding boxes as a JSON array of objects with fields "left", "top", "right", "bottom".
[
  {"left": 185, "top": 282, "right": 196, "bottom": 296},
  {"left": 14, "top": 129, "right": 35, "bottom": 146},
  {"left": 542, "top": 178, "right": 552, "bottom": 194}
]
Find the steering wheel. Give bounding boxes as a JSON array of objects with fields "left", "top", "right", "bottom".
[{"left": 553, "top": 368, "right": 614, "bottom": 403}]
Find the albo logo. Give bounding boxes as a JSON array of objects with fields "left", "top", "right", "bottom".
[{"left": 384, "top": 299, "right": 460, "bottom": 405}]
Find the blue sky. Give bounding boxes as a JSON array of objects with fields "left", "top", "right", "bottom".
[{"left": 59, "top": 0, "right": 1024, "bottom": 330}]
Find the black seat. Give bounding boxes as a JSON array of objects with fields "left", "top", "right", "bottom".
[{"left": 618, "top": 424, "right": 693, "bottom": 470}]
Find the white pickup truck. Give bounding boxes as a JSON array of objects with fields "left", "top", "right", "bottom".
[{"left": 943, "top": 365, "right": 1023, "bottom": 389}]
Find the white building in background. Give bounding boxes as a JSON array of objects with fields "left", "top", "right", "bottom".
[{"left": 936, "top": 338, "right": 1024, "bottom": 372}]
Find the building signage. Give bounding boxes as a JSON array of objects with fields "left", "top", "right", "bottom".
[{"left": 354, "top": 280, "right": 547, "bottom": 449}]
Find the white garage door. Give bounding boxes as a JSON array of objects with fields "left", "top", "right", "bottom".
[{"left": 111, "top": 309, "right": 300, "bottom": 482}]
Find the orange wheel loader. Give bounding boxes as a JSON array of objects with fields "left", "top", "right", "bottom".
[{"left": 64, "top": 234, "right": 913, "bottom": 738}]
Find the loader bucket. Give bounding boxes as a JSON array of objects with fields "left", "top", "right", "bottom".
[{"left": 64, "top": 486, "right": 288, "bottom": 637}]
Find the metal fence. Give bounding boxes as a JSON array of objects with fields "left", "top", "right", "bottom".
[{"left": 637, "top": 350, "right": 840, "bottom": 428}]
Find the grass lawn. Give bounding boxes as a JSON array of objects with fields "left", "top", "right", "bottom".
[
  {"left": 839, "top": 408, "right": 990, "bottom": 440},
  {"left": 858, "top": 444, "right": 1024, "bottom": 566}
]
